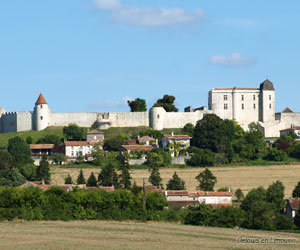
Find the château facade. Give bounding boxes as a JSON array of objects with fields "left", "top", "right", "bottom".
[{"left": 0, "top": 79, "right": 299, "bottom": 137}]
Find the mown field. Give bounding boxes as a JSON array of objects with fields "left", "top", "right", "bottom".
[
  {"left": 0, "top": 220, "right": 299, "bottom": 250},
  {"left": 51, "top": 164, "right": 300, "bottom": 198}
]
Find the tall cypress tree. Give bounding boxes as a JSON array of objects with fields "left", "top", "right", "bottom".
[
  {"left": 119, "top": 154, "right": 131, "bottom": 189},
  {"left": 76, "top": 169, "right": 86, "bottom": 184},
  {"left": 87, "top": 172, "right": 97, "bottom": 187},
  {"left": 37, "top": 155, "right": 51, "bottom": 184},
  {"left": 98, "top": 163, "right": 119, "bottom": 188}
]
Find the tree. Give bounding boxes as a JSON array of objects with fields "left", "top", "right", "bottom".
[
  {"left": 1, "top": 167, "right": 26, "bottom": 186},
  {"left": 103, "top": 135, "right": 125, "bottom": 151},
  {"left": 235, "top": 188, "right": 244, "bottom": 202},
  {"left": 64, "top": 174, "right": 73, "bottom": 184},
  {"left": 21, "top": 164, "right": 37, "bottom": 181},
  {"left": 244, "top": 123, "right": 265, "bottom": 151},
  {"left": 166, "top": 172, "right": 186, "bottom": 190},
  {"left": 147, "top": 152, "right": 163, "bottom": 187},
  {"left": 184, "top": 203, "right": 215, "bottom": 226},
  {"left": 185, "top": 148, "right": 215, "bottom": 167},
  {"left": 87, "top": 172, "right": 97, "bottom": 187},
  {"left": 266, "top": 181, "right": 285, "bottom": 213},
  {"left": 98, "top": 163, "right": 119, "bottom": 188},
  {"left": 153, "top": 95, "right": 178, "bottom": 112},
  {"left": 26, "top": 136, "right": 33, "bottom": 144},
  {"left": 91, "top": 143, "right": 105, "bottom": 166},
  {"left": 8, "top": 136, "right": 32, "bottom": 166},
  {"left": 195, "top": 168, "right": 217, "bottom": 191},
  {"left": 118, "top": 154, "right": 131, "bottom": 189},
  {"left": 76, "top": 151, "right": 85, "bottom": 163},
  {"left": 50, "top": 153, "right": 66, "bottom": 165},
  {"left": 182, "top": 123, "right": 194, "bottom": 136},
  {"left": 193, "top": 114, "right": 227, "bottom": 153},
  {"left": 37, "top": 155, "right": 51, "bottom": 184},
  {"left": 128, "top": 98, "right": 147, "bottom": 112},
  {"left": 63, "top": 123, "right": 84, "bottom": 141},
  {"left": 0, "top": 150, "right": 13, "bottom": 170},
  {"left": 292, "top": 181, "right": 300, "bottom": 198},
  {"left": 76, "top": 169, "right": 86, "bottom": 184},
  {"left": 36, "top": 135, "right": 61, "bottom": 144}
]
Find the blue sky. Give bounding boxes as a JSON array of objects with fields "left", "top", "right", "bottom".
[{"left": 1, "top": 0, "right": 299, "bottom": 113}]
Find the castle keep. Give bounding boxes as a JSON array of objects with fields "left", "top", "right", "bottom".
[{"left": 0, "top": 80, "right": 299, "bottom": 137}]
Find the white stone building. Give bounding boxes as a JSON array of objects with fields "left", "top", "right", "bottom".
[
  {"left": 162, "top": 132, "right": 192, "bottom": 157},
  {"left": 65, "top": 141, "right": 99, "bottom": 158},
  {"left": 1, "top": 79, "right": 300, "bottom": 138}
]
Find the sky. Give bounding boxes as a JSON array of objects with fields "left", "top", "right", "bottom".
[{"left": 1, "top": 0, "right": 300, "bottom": 113}]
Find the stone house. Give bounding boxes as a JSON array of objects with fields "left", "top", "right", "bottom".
[
  {"left": 65, "top": 141, "right": 100, "bottom": 158},
  {"left": 162, "top": 190, "right": 232, "bottom": 207},
  {"left": 120, "top": 144, "right": 153, "bottom": 159},
  {"left": 280, "top": 125, "right": 300, "bottom": 138},
  {"left": 162, "top": 132, "right": 192, "bottom": 157},
  {"left": 87, "top": 130, "right": 104, "bottom": 142},
  {"left": 286, "top": 199, "right": 300, "bottom": 220}
]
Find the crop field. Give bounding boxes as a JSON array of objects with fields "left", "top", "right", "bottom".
[
  {"left": 0, "top": 220, "right": 299, "bottom": 250},
  {"left": 51, "top": 164, "right": 300, "bottom": 198}
]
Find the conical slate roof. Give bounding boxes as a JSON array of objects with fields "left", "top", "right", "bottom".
[
  {"left": 259, "top": 79, "right": 275, "bottom": 90},
  {"left": 35, "top": 93, "right": 48, "bottom": 105}
]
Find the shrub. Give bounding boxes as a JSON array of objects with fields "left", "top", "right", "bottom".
[
  {"left": 264, "top": 148, "right": 287, "bottom": 162},
  {"left": 184, "top": 203, "right": 214, "bottom": 226},
  {"left": 186, "top": 149, "right": 215, "bottom": 167},
  {"left": 0, "top": 150, "right": 13, "bottom": 170}
]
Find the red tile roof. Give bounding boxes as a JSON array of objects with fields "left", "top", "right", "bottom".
[
  {"left": 127, "top": 140, "right": 138, "bottom": 145},
  {"left": 121, "top": 145, "right": 153, "bottom": 151},
  {"left": 35, "top": 93, "right": 48, "bottom": 105},
  {"left": 163, "top": 134, "right": 192, "bottom": 139},
  {"left": 189, "top": 191, "right": 232, "bottom": 197},
  {"left": 164, "top": 190, "right": 189, "bottom": 196},
  {"left": 30, "top": 144, "right": 54, "bottom": 150},
  {"left": 65, "top": 141, "right": 97, "bottom": 146},
  {"left": 289, "top": 200, "right": 300, "bottom": 210},
  {"left": 145, "top": 186, "right": 162, "bottom": 192},
  {"left": 87, "top": 130, "right": 104, "bottom": 134}
]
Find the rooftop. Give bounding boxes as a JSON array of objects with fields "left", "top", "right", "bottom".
[
  {"left": 35, "top": 93, "right": 48, "bottom": 105},
  {"left": 30, "top": 144, "right": 54, "bottom": 150}
]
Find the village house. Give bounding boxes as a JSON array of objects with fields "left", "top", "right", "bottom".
[
  {"left": 286, "top": 199, "right": 300, "bottom": 220},
  {"left": 65, "top": 141, "right": 100, "bottom": 158},
  {"left": 87, "top": 130, "right": 104, "bottom": 142},
  {"left": 280, "top": 125, "right": 300, "bottom": 138},
  {"left": 162, "top": 190, "right": 232, "bottom": 207},
  {"left": 162, "top": 132, "right": 192, "bottom": 157},
  {"left": 30, "top": 144, "right": 55, "bottom": 156}
]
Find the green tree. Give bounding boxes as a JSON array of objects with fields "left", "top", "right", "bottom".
[
  {"left": 8, "top": 136, "right": 32, "bottom": 166},
  {"left": 264, "top": 148, "right": 287, "bottom": 161},
  {"left": 0, "top": 150, "right": 13, "bottom": 170},
  {"left": 64, "top": 174, "right": 73, "bottom": 184},
  {"left": 240, "top": 187, "right": 267, "bottom": 212},
  {"left": 153, "top": 95, "right": 178, "bottom": 112},
  {"left": 149, "top": 167, "right": 162, "bottom": 187},
  {"left": 193, "top": 114, "right": 227, "bottom": 153},
  {"left": 274, "top": 214, "right": 294, "bottom": 230},
  {"left": 103, "top": 135, "right": 125, "bottom": 151},
  {"left": 184, "top": 203, "right": 215, "bottom": 226},
  {"left": 26, "top": 136, "right": 33, "bottom": 144},
  {"left": 195, "top": 168, "right": 217, "bottom": 191},
  {"left": 50, "top": 153, "right": 66, "bottom": 165},
  {"left": 292, "top": 181, "right": 300, "bottom": 198},
  {"left": 128, "top": 98, "right": 147, "bottom": 112},
  {"left": 266, "top": 180, "right": 285, "bottom": 213},
  {"left": 91, "top": 143, "right": 105, "bottom": 166},
  {"left": 244, "top": 123, "right": 265, "bottom": 151},
  {"left": 36, "top": 135, "right": 61, "bottom": 144},
  {"left": 86, "top": 172, "right": 97, "bottom": 187},
  {"left": 182, "top": 123, "right": 194, "bottom": 136},
  {"left": 186, "top": 148, "right": 215, "bottom": 167},
  {"left": 37, "top": 155, "right": 51, "bottom": 184},
  {"left": 235, "top": 188, "right": 244, "bottom": 202},
  {"left": 98, "top": 163, "right": 119, "bottom": 188},
  {"left": 63, "top": 123, "right": 84, "bottom": 141},
  {"left": 166, "top": 172, "right": 186, "bottom": 190},
  {"left": 21, "top": 164, "right": 37, "bottom": 181},
  {"left": 119, "top": 154, "right": 132, "bottom": 189},
  {"left": 76, "top": 151, "right": 85, "bottom": 163},
  {"left": 2, "top": 167, "right": 26, "bottom": 186},
  {"left": 76, "top": 169, "right": 86, "bottom": 184},
  {"left": 214, "top": 206, "right": 246, "bottom": 228},
  {"left": 147, "top": 152, "right": 163, "bottom": 187}
]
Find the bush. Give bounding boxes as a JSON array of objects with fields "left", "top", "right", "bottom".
[
  {"left": 214, "top": 206, "right": 246, "bottom": 228},
  {"left": 0, "top": 150, "right": 13, "bottom": 170},
  {"left": 184, "top": 203, "right": 214, "bottom": 226},
  {"left": 8, "top": 137, "right": 32, "bottom": 166},
  {"left": 186, "top": 149, "right": 215, "bottom": 167},
  {"left": 264, "top": 148, "right": 287, "bottom": 162},
  {"left": 274, "top": 214, "right": 294, "bottom": 230},
  {"left": 21, "top": 165, "right": 38, "bottom": 181}
]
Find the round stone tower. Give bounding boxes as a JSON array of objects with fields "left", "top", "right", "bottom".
[
  {"left": 149, "top": 107, "right": 166, "bottom": 130},
  {"left": 34, "top": 93, "right": 50, "bottom": 131}
]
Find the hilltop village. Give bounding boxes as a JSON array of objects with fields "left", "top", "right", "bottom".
[{"left": 1, "top": 79, "right": 300, "bottom": 232}]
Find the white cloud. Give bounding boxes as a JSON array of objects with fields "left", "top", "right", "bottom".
[
  {"left": 208, "top": 53, "right": 255, "bottom": 67},
  {"left": 94, "top": 0, "right": 204, "bottom": 27},
  {"left": 87, "top": 96, "right": 133, "bottom": 110}
]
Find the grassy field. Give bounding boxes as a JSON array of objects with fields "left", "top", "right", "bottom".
[
  {"left": 51, "top": 164, "right": 300, "bottom": 198},
  {"left": 0, "top": 220, "right": 299, "bottom": 250}
]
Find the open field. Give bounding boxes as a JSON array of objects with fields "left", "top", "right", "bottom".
[
  {"left": 51, "top": 164, "right": 300, "bottom": 198},
  {"left": 0, "top": 220, "right": 299, "bottom": 250}
]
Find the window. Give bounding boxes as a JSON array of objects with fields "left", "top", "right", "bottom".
[
  {"left": 269, "top": 95, "right": 271, "bottom": 100},
  {"left": 242, "top": 104, "right": 244, "bottom": 110},
  {"left": 71, "top": 146, "right": 74, "bottom": 150},
  {"left": 253, "top": 95, "right": 256, "bottom": 101},
  {"left": 253, "top": 104, "right": 256, "bottom": 109},
  {"left": 94, "top": 136, "right": 96, "bottom": 140},
  {"left": 80, "top": 146, "right": 83, "bottom": 150},
  {"left": 224, "top": 103, "right": 228, "bottom": 110},
  {"left": 223, "top": 95, "right": 227, "bottom": 101},
  {"left": 40, "top": 116, "right": 43, "bottom": 120},
  {"left": 241, "top": 95, "right": 244, "bottom": 101},
  {"left": 157, "top": 115, "right": 160, "bottom": 118},
  {"left": 269, "top": 104, "right": 272, "bottom": 109},
  {"left": 71, "top": 151, "right": 74, "bottom": 157},
  {"left": 40, "top": 105, "right": 43, "bottom": 108}
]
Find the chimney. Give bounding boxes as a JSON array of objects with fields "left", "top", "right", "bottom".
[
  {"left": 42, "top": 179, "right": 45, "bottom": 185},
  {"left": 228, "top": 187, "right": 231, "bottom": 192},
  {"left": 171, "top": 131, "right": 174, "bottom": 136}
]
